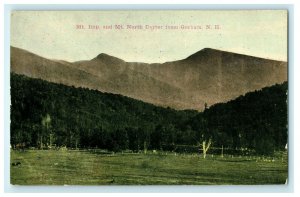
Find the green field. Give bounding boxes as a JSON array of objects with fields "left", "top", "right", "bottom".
[{"left": 10, "top": 149, "right": 288, "bottom": 185}]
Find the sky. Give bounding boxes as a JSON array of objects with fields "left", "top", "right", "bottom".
[{"left": 11, "top": 10, "right": 287, "bottom": 63}]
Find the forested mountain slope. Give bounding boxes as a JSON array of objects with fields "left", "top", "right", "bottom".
[{"left": 11, "top": 73, "right": 287, "bottom": 155}]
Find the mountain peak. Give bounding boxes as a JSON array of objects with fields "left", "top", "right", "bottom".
[
  {"left": 96, "top": 53, "right": 113, "bottom": 59},
  {"left": 185, "top": 48, "right": 223, "bottom": 60},
  {"left": 200, "top": 47, "right": 217, "bottom": 52},
  {"left": 94, "top": 53, "right": 125, "bottom": 63}
]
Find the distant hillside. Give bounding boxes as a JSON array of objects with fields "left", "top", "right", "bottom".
[
  {"left": 11, "top": 46, "right": 287, "bottom": 110},
  {"left": 11, "top": 74, "right": 287, "bottom": 155}
]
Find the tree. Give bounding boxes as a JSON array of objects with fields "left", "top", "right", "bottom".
[
  {"left": 141, "top": 125, "right": 152, "bottom": 154},
  {"left": 201, "top": 138, "right": 212, "bottom": 159},
  {"left": 197, "top": 116, "right": 213, "bottom": 158},
  {"left": 204, "top": 102, "right": 208, "bottom": 110},
  {"left": 150, "top": 125, "right": 163, "bottom": 150},
  {"left": 41, "top": 113, "right": 51, "bottom": 149}
]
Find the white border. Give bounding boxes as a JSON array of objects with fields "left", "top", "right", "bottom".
[{"left": 1, "top": 2, "right": 298, "bottom": 195}]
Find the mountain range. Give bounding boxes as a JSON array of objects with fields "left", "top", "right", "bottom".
[{"left": 10, "top": 46, "right": 287, "bottom": 110}]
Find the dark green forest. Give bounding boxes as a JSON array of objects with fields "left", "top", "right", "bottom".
[{"left": 10, "top": 73, "right": 288, "bottom": 155}]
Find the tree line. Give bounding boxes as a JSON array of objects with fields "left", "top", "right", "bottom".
[{"left": 10, "top": 73, "right": 288, "bottom": 155}]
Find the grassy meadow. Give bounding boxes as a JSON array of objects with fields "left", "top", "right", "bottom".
[{"left": 10, "top": 149, "right": 288, "bottom": 185}]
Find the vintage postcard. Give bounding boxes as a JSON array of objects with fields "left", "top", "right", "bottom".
[{"left": 10, "top": 10, "right": 288, "bottom": 185}]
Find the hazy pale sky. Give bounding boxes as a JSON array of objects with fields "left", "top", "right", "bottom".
[{"left": 11, "top": 10, "right": 287, "bottom": 63}]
